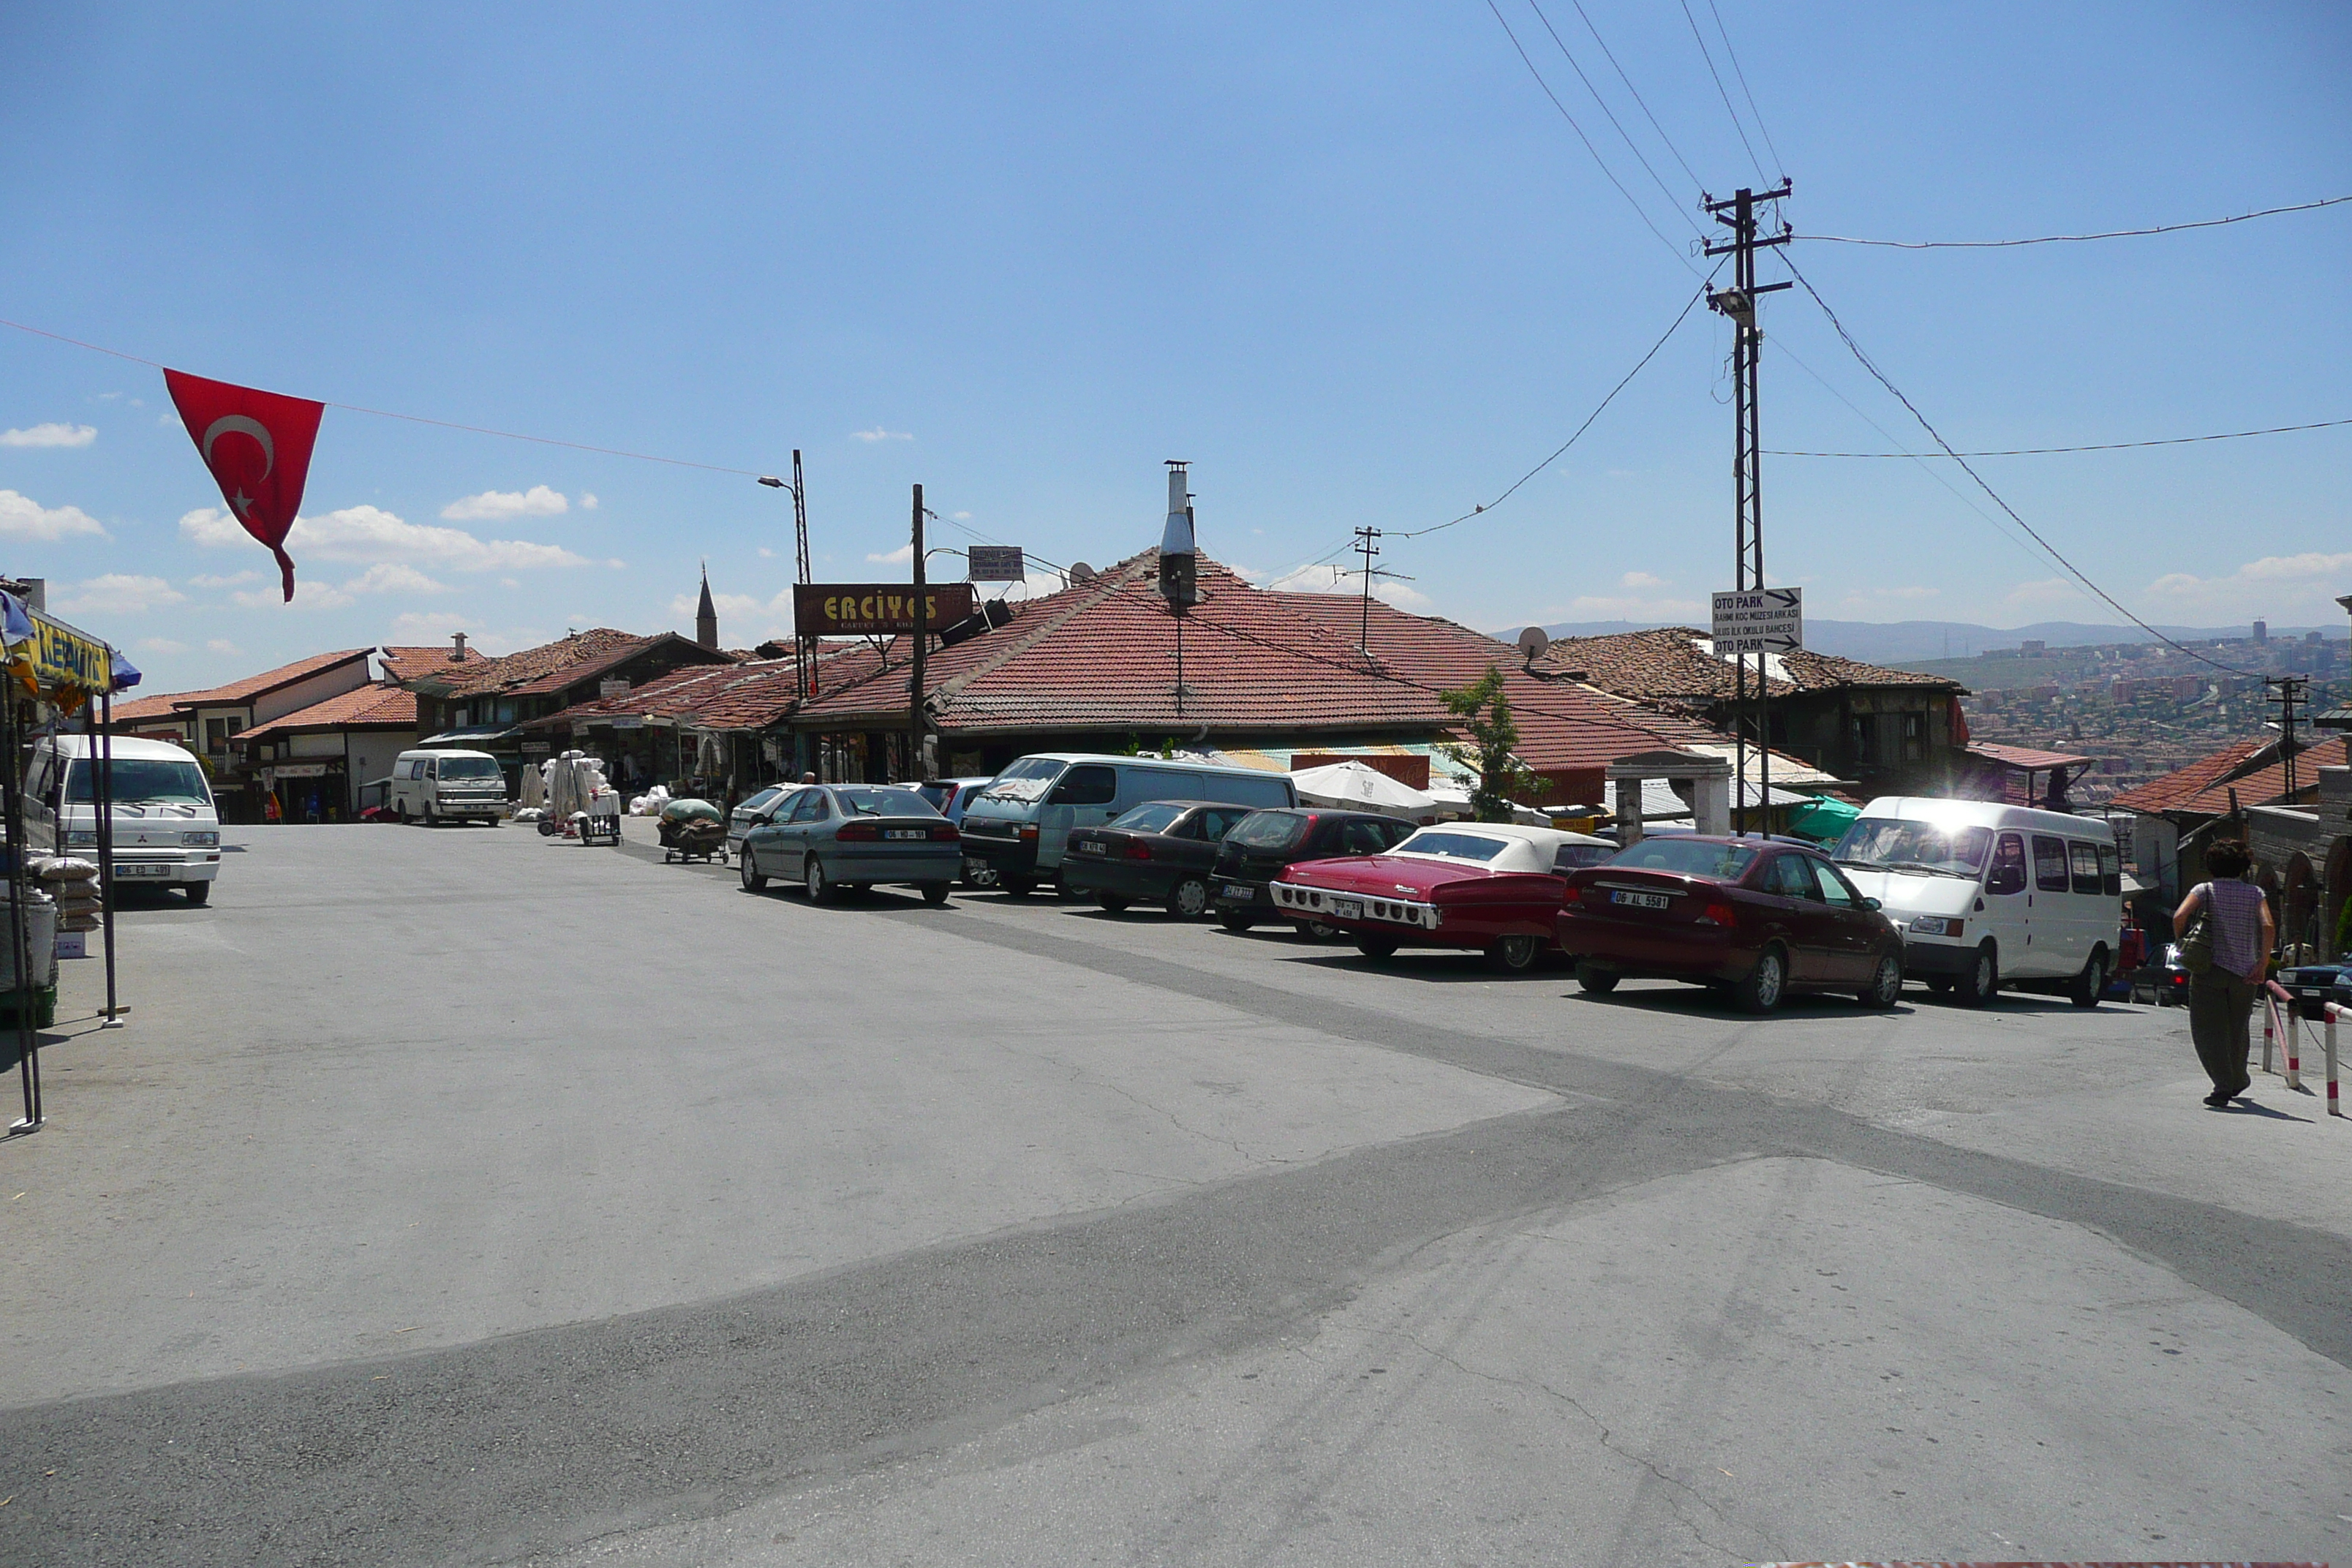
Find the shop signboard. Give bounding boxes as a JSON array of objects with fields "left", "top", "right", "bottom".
[
  {"left": 520, "top": 739, "right": 551, "bottom": 755},
  {"left": 598, "top": 678, "right": 630, "bottom": 698},
  {"left": 273, "top": 762, "right": 330, "bottom": 779},
  {"left": 965, "top": 546, "right": 1024, "bottom": 583},
  {"left": 24, "top": 609, "right": 112, "bottom": 693},
  {"left": 794, "top": 583, "right": 974, "bottom": 636}
]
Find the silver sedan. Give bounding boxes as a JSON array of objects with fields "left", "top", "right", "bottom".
[{"left": 737, "top": 785, "right": 962, "bottom": 905}]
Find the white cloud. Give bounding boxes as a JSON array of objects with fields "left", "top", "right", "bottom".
[
  {"left": 1836, "top": 584, "right": 1940, "bottom": 612},
  {"left": 952, "top": 511, "right": 972, "bottom": 521},
  {"left": 867, "top": 543, "right": 913, "bottom": 565},
  {"left": 579, "top": 493, "right": 598, "bottom": 510},
  {"left": 55, "top": 574, "right": 186, "bottom": 615},
  {"left": 234, "top": 559, "right": 451, "bottom": 609},
  {"left": 0, "top": 423, "right": 97, "bottom": 448},
  {"left": 345, "top": 562, "right": 451, "bottom": 595},
  {"left": 1542, "top": 593, "right": 1708, "bottom": 622},
  {"left": 757, "top": 546, "right": 777, "bottom": 559},
  {"left": 190, "top": 570, "right": 263, "bottom": 589},
  {"left": 2003, "top": 577, "right": 2084, "bottom": 611},
  {"left": 852, "top": 428, "right": 911, "bottom": 442},
  {"left": 386, "top": 611, "right": 523, "bottom": 655},
  {"left": 184, "top": 503, "right": 588, "bottom": 571},
  {"left": 1243, "top": 561, "right": 1435, "bottom": 612},
  {"left": 206, "top": 638, "right": 240, "bottom": 655},
  {"left": 135, "top": 638, "right": 187, "bottom": 655},
  {"left": 0, "top": 489, "right": 108, "bottom": 540},
  {"left": 1619, "top": 570, "right": 1667, "bottom": 590},
  {"left": 2144, "top": 551, "right": 2352, "bottom": 621},
  {"left": 440, "top": 485, "right": 570, "bottom": 522},
  {"left": 668, "top": 587, "right": 796, "bottom": 641}
]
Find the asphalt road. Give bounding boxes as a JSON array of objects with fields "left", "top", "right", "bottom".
[{"left": 2, "top": 821, "right": 2347, "bottom": 1567}]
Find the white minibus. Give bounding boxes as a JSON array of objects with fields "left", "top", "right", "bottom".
[
  {"left": 957, "top": 753, "right": 1299, "bottom": 896},
  {"left": 388, "top": 749, "right": 509, "bottom": 826},
  {"left": 25, "top": 735, "right": 222, "bottom": 905}
]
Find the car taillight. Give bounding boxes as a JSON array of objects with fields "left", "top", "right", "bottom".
[
  {"left": 1696, "top": 900, "right": 1737, "bottom": 927},
  {"left": 931, "top": 823, "right": 960, "bottom": 841},
  {"left": 1019, "top": 823, "right": 1039, "bottom": 842},
  {"left": 1127, "top": 840, "right": 1153, "bottom": 860},
  {"left": 835, "top": 821, "right": 879, "bottom": 842}
]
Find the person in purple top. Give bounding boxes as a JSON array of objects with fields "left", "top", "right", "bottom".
[{"left": 2173, "top": 838, "right": 2276, "bottom": 1107}]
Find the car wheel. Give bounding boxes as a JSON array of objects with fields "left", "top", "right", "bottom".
[
  {"left": 739, "top": 851, "right": 767, "bottom": 892},
  {"left": 964, "top": 864, "right": 1000, "bottom": 889},
  {"left": 1355, "top": 936, "right": 1398, "bottom": 960},
  {"left": 1295, "top": 919, "right": 1341, "bottom": 940},
  {"left": 1166, "top": 877, "right": 1210, "bottom": 919},
  {"left": 1095, "top": 892, "right": 1131, "bottom": 913},
  {"left": 2068, "top": 946, "right": 2108, "bottom": 1009},
  {"left": 922, "top": 881, "right": 951, "bottom": 906},
  {"left": 1734, "top": 945, "right": 1787, "bottom": 1014},
  {"left": 1953, "top": 943, "right": 1997, "bottom": 1008},
  {"left": 183, "top": 882, "right": 211, "bottom": 908},
  {"left": 1575, "top": 962, "right": 1618, "bottom": 994},
  {"left": 1858, "top": 951, "right": 1903, "bottom": 1009},
  {"left": 805, "top": 854, "right": 834, "bottom": 902},
  {"left": 1218, "top": 912, "right": 1255, "bottom": 934},
  {"left": 1486, "top": 934, "right": 1542, "bottom": 974},
  {"left": 396, "top": 803, "right": 410, "bottom": 824}
]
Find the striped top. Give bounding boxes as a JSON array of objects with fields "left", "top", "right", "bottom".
[{"left": 2198, "top": 878, "right": 2266, "bottom": 976}]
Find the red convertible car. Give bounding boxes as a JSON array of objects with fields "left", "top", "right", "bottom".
[
  {"left": 1555, "top": 834, "right": 1905, "bottom": 1012},
  {"left": 1269, "top": 824, "right": 1614, "bottom": 973}
]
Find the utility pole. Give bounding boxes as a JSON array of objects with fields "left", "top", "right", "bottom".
[
  {"left": 2269, "top": 675, "right": 2308, "bottom": 797},
  {"left": 1353, "top": 527, "right": 1382, "bottom": 652},
  {"left": 757, "top": 450, "right": 817, "bottom": 701},
  {"left": 1705, "top": 181, "right": 1792, "bottom": 834},
  {"left": 910, "top": 483, "right": 927, "bottom": 783}
]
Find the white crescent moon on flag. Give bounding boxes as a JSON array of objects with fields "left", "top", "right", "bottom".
[{"left": 200, "top": 414, "right": 274, "bottom": 481}]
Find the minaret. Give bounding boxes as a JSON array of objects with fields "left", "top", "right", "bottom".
[{"left": 696, "top": 563, "right": 718, "bottom": 649}]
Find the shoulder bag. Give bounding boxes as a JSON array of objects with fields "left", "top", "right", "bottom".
[{"left": 2178, "top": 883, "right": 2216, "bottom": 976}]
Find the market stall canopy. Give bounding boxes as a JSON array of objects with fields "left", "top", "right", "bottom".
[
  {"left": 0, "top": 589, "right": 142, "bottom": 703},
  {"left": 1289, "top": 759, "right": 1439, "bottom": 819},
  {"left": 1784, "top": 794, "right": 1862, "bottom": 843}
]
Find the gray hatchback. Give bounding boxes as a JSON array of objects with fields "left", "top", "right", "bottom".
[{"left": 737, "top": 784, "right": 962, "bottom": 905}]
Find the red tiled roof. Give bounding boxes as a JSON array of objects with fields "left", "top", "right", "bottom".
[
  {"left": 108, "top": 690, "right": 195, "bottom": 724},
  {"left": 1535, "top": 627, "right": 1962, "bottom": 705},
  {"left": 2108, "top": 735, "right": 2278, "bottom": 815},
  {"left": 407, "top": 629, "right": 716, "bottom": 700},
  {"left": 2114, "top": 735, "right": 2348, "bottom": 818},
  {"left": 529, "top": 658, "right": 806, "bottom": 733},
  {"left": 377, "top": 644, "right": 487, "bottom": 682},
  {"left": 235, "top": 683, "right": 420, "bottom": 744},
  {"left": 170, "top": 648, "right": 375, "bottom": 709},
  {"left": 1967, "top": 742, "right": 2094, "bottom": 771}
]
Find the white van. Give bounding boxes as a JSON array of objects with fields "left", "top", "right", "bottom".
[
  {"left": 388, "top": 749, "right": 508, "bottom": 826},
  {"left": 957, "top": 753, "right": 1298, "bottom": 896},
  {"left": 26, "top": 735, "right": 222, "bottom": 905},
  {"left": 1831, "top": 796, "right": 2121, "bottom": 1007}
]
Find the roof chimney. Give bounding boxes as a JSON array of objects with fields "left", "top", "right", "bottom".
[
  {"left": 1158, "top": 461, "right": 1198, "bottom": 611},
  {"left": 451, "top": 631, "right": 467, "bottom": 661}
]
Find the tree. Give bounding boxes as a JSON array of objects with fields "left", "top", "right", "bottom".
[{"left": 1441, "top": 665, "right": 1539, "bottom": 823}]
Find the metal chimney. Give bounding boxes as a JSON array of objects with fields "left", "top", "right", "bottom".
[{"left": 1158, "top": 461, "right": 1198, "bottom": 611}]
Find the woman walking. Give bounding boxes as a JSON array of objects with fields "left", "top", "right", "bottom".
[{"left": 2173, "top": 839, "right": 2274, "bottom": 1107}]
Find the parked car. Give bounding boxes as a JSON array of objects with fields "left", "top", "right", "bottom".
[
  {"left": 388, "top": 748, "right": 508, "bottom": 826},
  {"left": 1060, "top": 800, "right": 1254, "bottom": 916},
  {"left": 727, "top": 784, "right": 791, "bottom": 858},
  {"left": 2277, "top": 962, "right": 2352, "bottom": 1021},
  {"left": 1832, "top": 798, "right": 2120, "bottom": 1008},
  {"left": 1556, "top": 834, "right": 1905, "bottom": 1013},
  {"left": 24, "top": 734, "right": 222, "bottom": 905},
  {"left": 959, "top": 754, "right": 1297, "bottom": 897},
  {"left": 916, "top": 777, "right": 997, "bottom": 828},
  {"left": 1211, "top": 808, "right": 1422, "bottom": 933},
  {"left": 736, "top": 784, "right": 962, "bottom": 905},
  {"left": 1270, "top": 823, "right": 1613, "bottom": 973}
]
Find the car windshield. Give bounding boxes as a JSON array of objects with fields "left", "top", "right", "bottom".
[
  {"left": 1393, "top": 831, "right": 1509, "bottom": 862},
  {"left": 981, "top": 758, "right": 1063, "bottom": 800},
  {"left": 739, "top": 788, "right": 785, "bottom": 814},
  {"left": 1227, "top": 813, "right": 1305, "bottom": 850},
  {"left": 65, "top": 758, "right": 213, "bottom": 808},
  {"left": 1111, "top": 803, "right": 1186, "bottom": 834},
  {"left": 1611, "top": 840, "right": 1761, "bottom": 880},
  {"left": 1833, "top": 818, "right": 1992, "bottom": 878},
  {"left": 834, "top": 788, "right": 938, "bottom": 817},
  {"left": 437, "top": 757, "right": 503, "bottom": 781}
]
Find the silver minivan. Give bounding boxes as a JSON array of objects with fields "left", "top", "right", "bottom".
[{"left": 957, "top": 754, "right": 1297, "bottom": 896}]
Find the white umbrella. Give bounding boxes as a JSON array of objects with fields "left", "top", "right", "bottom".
[{"left": 1289, "top": 760, "right": 1439, "bottom": 821}]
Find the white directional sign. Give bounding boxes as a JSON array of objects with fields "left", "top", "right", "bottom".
[
  {"left": 1711, "top": 587, "right": 1803, "bottom": 655},
  {"left": 965, "top": 545, "right": 1025, "bottom": 583}
]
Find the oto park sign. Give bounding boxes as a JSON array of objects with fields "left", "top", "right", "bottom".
[{"left": 1711, "top": 587, "right": 1803, "bottom": 655}]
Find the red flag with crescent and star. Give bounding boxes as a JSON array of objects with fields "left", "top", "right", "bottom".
[{"left": 163, "top": 369, "right": 325, "bottom": 603}]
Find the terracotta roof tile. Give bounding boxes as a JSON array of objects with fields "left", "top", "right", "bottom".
[
  {"left": 2112, "top": 734, "right": 2348, "bottom": 817},
  {"left": 2108, "top": 734, "right": 2277, "bottom": 815},
  {"left": 1534, "top": 627, "right": 1962, "bottom": 704},
  {"left": 410, "top": 629, "right": 671, "bottom": 699},
  {"left": 108, "top": 690, "right": 196, "bottom": 724},
  {"left": 236, "top": 684, "right": 420, "bottom": 744},
  {"left": 529, "top": 658, "right": 807, "bottom": 733},
  {"left": 170, "top": 648, "right": 376, "bottom": 709},
  {"left": 377, "top": 644, "right": 488, "bottom": 682}
]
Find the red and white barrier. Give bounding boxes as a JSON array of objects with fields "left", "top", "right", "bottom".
[
  {"left": 2262, "top": 987, "right": 2299, "bottom": 1090},
  {"left": 2326, "top": 1002, "right": 2345, "bottom": 1119}
]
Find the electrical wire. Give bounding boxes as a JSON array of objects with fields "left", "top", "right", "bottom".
[
  {"left": 1778, "top": 258, "right": 2259, "bottom": 679},
  {"left": 1567, "top": 0, "right": 1703, "bottom": 192},
  {"left": 1677, "top": 0, "right": 1768, "bottom": 186},
  {"left": 1801, "top": 194, "right": 2352, "bottom": 249},
  {"left": 1703, "top": 0, "right": 1786, "bottom": 182},
  {"left": 1768, "top": 416, "right": 2352, "bottom": 457},
  {"left": 1524, "top": 0, "right": 1705, "bottom": 234}
]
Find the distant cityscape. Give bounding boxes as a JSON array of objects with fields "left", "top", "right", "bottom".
[{"left": 1896, "top": 623, "right": 2348, "bottom": 807}]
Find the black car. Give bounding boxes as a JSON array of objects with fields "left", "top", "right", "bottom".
[
  {"left": 2277, "top": 962, "right": 2352, "bottom": 1021},
  {"left": 1061, "top": 800, "right": 1255, "bottom": 917},
  {"left": 1210, "top": 808, "right": 1420, "bottom": 933}
]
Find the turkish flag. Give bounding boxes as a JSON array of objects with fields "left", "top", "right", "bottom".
[{"left": 164, "top": 369, "right": 325, "bottom": 602}]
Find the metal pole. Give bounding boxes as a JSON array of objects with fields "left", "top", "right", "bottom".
[
  {"left": 909, "top": 483, "right": 927, "bottom": 783},
  {"left": 94, "top": 690, "right": 120, "bottom": 1027},
  {"left": 6, "top": 681, "right": 40, "bottom": 1133}
]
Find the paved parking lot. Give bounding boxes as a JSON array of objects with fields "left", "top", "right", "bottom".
[{"left": 3, "top": 821, "right": 2348, "bottom": 1566}]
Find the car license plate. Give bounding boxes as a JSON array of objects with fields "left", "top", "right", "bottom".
[
  {"left": 883, "top": 828, "right": 925, "bottom": 840},
  {"left": 1074, "top": 838, "right": 1105, "bottom": 855},
  {"left": 1331, "top": 897, "right": 1364, "bottom": 920},
  {"left": 119, "top": 864, "right": 171, "bottom": 878},
  {"left": 1610, "top": 889, "right": 1670, "bottom": 910},
  {"left": 1223, "top": 883, "right": 1253, "bottom": 900}
]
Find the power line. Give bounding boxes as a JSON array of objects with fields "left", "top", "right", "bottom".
[
  {"left": 1524, "top": 0, "right": 1704, "bottom": 232},
  {"left": 1768, "top": 416, "right": 2352, "bottom": 457},
  {"left": 1703, "top": 0, "right": 1786, "bottom": 182},
  {"left": 1677, "top": 0, "right": 1768, "bottom": 186},
  {"left": 1567, "top": 0, "right": 1703, "bottom": 192},
  {"left": 1484, "top": 0, "right": 1705, "bottom": 275},
  {"left": 1396, "top": 270, "right": 1719, "bottom": 538},
  {"left": 1779, "top": 257, "right": 2259, "bottom": 679},
  {"left": 1801, "top": 193, "right": 2352, "bottom": 249}
]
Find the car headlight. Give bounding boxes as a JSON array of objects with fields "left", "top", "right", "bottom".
[
  {"left": 1910, "top": 915, "right": 1963, "bottom": 938},
  {"left": 65, "top": 830, "right": 97, "bottom": 848},
  {"left": 183, "top": 831, "right": 219, "bottom": 848}
]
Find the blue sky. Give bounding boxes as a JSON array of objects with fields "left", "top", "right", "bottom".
[{"left": 1, "top": 2, "right": 2346, "bottom": 691}]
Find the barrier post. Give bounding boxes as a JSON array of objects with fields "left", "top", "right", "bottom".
[
  {"left": 2326, "top": 1004, "right": 2344, "bottom": 1119},
  {"left": 2261, "top": 1000, "right": 2275, "bottom": 1076},
  {"left": 2277, "top": 994, "right": 2302, "bottom": 1090}
]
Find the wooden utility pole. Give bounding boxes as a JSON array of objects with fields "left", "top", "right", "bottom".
[
  {"left": 909, "top": 483, "right": 927, "bottom": 783},
  {"left": 1354, "top": 526, "right": 1383, "bottom": 652}
]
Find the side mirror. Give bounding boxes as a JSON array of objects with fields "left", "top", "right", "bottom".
[{"left": 1864, "top": 897, "right": 1882, "bottom": 911}]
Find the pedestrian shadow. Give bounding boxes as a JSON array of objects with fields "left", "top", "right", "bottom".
[{"left": 2212, "top": 1097, "right": 2313, "bottom": 1122}]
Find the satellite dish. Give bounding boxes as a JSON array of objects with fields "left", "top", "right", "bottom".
[
  {"left": 1068, "top": 562, "right": 1097, "bottom": 584},
  {"left": 1517, "top": 625, "right": 1552, "bottom": 663}
]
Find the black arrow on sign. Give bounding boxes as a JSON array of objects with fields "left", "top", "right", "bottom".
[
  {"left": 1763, "top": 588, "right": 1801, "bottom": 609},
  {"left": 1763, "top": 634, "right": 1801, "bottom": 652}
]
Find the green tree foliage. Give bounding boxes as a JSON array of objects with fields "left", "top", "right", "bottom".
[{"left": 1441, "top": 665, "right": 1539, "bottom": 823}]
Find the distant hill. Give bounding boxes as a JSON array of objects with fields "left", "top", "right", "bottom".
[{"left": 1523, "top": 617, "right": 2345, "bottom": 665}]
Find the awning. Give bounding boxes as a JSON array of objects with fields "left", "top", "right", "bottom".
[
  {"left": 1967, "top": 742, "right": 2092, "bottom": 771},
  {"left": 418, "top": 725, "right": 520, "bottom": 747}
]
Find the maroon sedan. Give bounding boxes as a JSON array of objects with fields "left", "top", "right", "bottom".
[{"left": 1556, "top": 835, "right": 1904, "bottom": 1012}]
